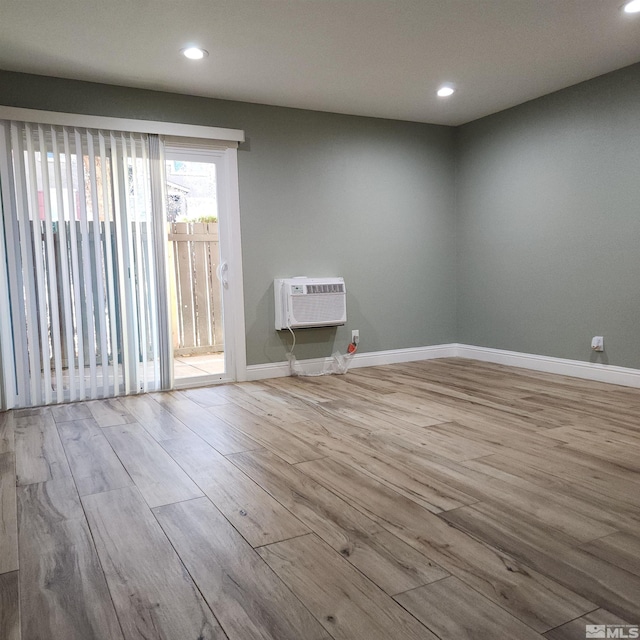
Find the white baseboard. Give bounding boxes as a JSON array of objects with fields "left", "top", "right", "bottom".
[
  {"left": 351, "top": 343, "right": 458, "bottom": 368},
  {"left": 455, "top": 344, "right": 640, "bottom": 388},
  {"left": 246, "top": 343, "right": 458, "bottom": 381},
  {"left": 246, "top": 342, "right": 640, "bottom": 387}
]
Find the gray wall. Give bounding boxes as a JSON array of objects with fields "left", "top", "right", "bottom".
[
  {"left": 456, "top": 63, "right": 640, "bottom": 369},
  {"left": 0, "top": 70, "right": 458, "bottom": 366},
  {"left": 3, "top": 63, "right": 639, "bottom": 371}
]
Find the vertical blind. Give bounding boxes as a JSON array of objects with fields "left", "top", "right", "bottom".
[{"left": 0, "top": 121, "right": 163, "bottom": 409}]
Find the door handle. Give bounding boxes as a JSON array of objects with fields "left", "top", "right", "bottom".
[{"left": 217, "top": 261, "right": 229, "bottom": 289}]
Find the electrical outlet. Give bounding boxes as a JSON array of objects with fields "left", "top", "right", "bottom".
[
  {"left": 351, "top": 329, "right": 359, "bottom": 345},
  {"left": 591, "top": 336, "right": 604, "bottom": 352}
]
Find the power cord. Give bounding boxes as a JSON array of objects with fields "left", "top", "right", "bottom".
[{"left": 287, "top": 325, "right": 296, "bottom": 355}]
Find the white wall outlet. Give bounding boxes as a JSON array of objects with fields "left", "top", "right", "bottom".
[
  {"left": 351, "top": 329, "right": 359, "bottom": 345},
  {"left": 591, "top": 336, "right": 604, "bottom": 352}
]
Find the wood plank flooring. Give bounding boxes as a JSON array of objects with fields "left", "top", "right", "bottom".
[{"left": 2, "top": 358, "right": 640, "bottom": 639}]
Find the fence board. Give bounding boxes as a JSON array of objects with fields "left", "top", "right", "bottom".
[{"left": 192, "top": 223, "right": 210, "bottom": 348}]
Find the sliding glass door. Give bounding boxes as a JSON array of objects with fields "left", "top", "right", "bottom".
[
  {"left": 0, "top": 122, "right": 163, "bottom": 408},
  {"left": 0, "top": 115, "right": 245, "bottom": 410}
]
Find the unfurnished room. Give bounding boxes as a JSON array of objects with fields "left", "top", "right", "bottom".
[{"left": 1, "top": 1, "right": 640, "bottom": 639}]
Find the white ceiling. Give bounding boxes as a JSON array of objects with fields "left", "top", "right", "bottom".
[{"left": 1, "top": 0, "right": 640, "bottom": 126}]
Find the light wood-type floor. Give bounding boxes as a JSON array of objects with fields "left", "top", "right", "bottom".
[{"left": 1, "top": 358, "right": 640, "bottom": 640}]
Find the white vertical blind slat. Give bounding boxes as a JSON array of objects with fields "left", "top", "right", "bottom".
[
  {"left": 10, "top": 124, "right": 40, "bottom": 405},
  {"left": 123, "top": 134, "right": 142, "bottom": 394},
  {"left": 62, "top": 128, "right": 85, "bottom": 399},
  {"left": 0, "top": 125, "right": 18, "bottom": 409},
  {"left": 98, "top": 132, "right": 120, "bottom": 396},
  {"left": 110, "top": 133, "right": 131, "bottom": 394},
  {"left": 75, "top": 128, "right": 98, "bottom": 398},
  {"left": 86, "top": 131, "right": 110, "bottom": 397},
  {"left": 25, "top": 124, "right": 52, "bottom": 404},
  {"left": 0, "top": 177, "right": 13, "bottom": 407},
  {"left": 141, "top": 139, "right": 160, "bottom": 389},
  {"left": 51, "top": 127, "right": 77, "bottom": 401},
  {"left": 37, "top": 125, "right": 65, "bottom": 403},
  {"left": 148, "top": 134, "right": 172, "bottom": 391},
  {"left": 0, "top": 123, "right": 26, "bottom": 408},
  {"left": 130, "top": 135, "right": 149, "bottom": 392}
]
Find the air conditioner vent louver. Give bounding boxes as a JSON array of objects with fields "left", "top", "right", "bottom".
[
  {"left": 307, "top": 283, "right": 345, "bottom": 294},
  {"left": 274, "top": 277, "right": 347, "bottom": 330}
]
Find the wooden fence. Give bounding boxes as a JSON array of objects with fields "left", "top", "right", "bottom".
[{"left": 167, "top": 221, "right": 224, "bottom": 355}]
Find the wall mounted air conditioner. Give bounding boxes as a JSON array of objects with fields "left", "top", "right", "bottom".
[{"left": 274, "top": 277, "right": 347, "bottom": 330}]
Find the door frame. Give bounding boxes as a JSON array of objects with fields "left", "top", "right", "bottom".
[{"left": 164, "top": 141, "right": 247, "bottom": 387}]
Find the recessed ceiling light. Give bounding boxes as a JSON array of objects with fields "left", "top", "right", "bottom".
[
  {"left": 182, "top": 47, "right": 208, "bottom": 60},
  {"left": 623, "top": 0, "right": 640, "bottom": 13},
  {"left": 437, "top": 85, "right": 455, "bottom": 98}
]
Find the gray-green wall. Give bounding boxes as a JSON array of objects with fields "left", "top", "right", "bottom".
[
  {"left": 0, "top": 70, "right": 458, "bottom": 366},
  {"left": 456, "top": 63, "right": 640, "bottom": 369},
  {"left": 3, "top": 63, "right": 640, "bottom": 370}
]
